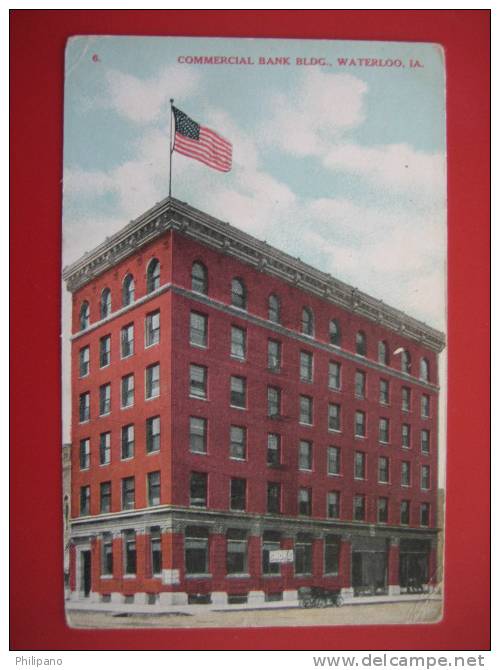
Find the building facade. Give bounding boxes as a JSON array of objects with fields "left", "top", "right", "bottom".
[{"left": 63, "top": 198, "right": 445, "bottom": 609}]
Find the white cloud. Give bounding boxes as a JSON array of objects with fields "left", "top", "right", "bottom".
[
  {"left": 104, "top": 65, "right": 201, "bottom": 124},
  {"left": 260, "top": 71, "right": 368, "bottom": 156}
]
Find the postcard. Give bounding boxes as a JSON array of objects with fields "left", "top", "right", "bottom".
[{"left": 61, "top": 36, "right": 447, "bottom": 629}]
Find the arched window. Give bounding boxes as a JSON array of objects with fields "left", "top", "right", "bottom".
[
  {"left": 80, "top": 301, "right": 90, "bottom": 330},
  {"left": 378, "top": 340, "right": 389, "bottom": 365},
  {"left": 401, "top": 349, "right": 411, "bottom": 374},
  {"left": 100, "top": 288, "right": 112, "bottom": 319},
  {"left": 356, "top": 331, "right": 367, "bottom": 356},
  {"left": 268, "top": 294, "right": 280, "bottom": 323},
  {"left": 191, "top": 261, "right": 208, "bottom": 295},
  {"left": 122, "top": 274, "right": 135, "bottom": 306},
  {"left": 329, "top": 319, "right": 341, "bottom": 346},
  {"left": 147, "top": 258, "right": 160, "bottom": 293},
  {"left": 231, "top": 278, "right": 247, "bottom": 309},
  {"left": 301, "top": 307, "right": 314, "bottom": 336},
  {"left": 420, "top": 357, "right": 430, "bottom": 382}
]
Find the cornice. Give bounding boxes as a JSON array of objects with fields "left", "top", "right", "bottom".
[{"left": 62, "top": 197, "right": 446, "bottom": 353}]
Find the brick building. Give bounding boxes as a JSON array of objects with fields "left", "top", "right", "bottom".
[{"left": 63, "top": 197, "right": 445, "bottom": 609}]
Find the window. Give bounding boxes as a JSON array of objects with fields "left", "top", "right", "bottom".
[
  {"left": 79, "top": 438, "right": 90, "bottom": 469},
  {"left": 100, "top": 288, "right": 111, "bottom": 319},
  {"left": 147, "top": 471, "right": 161, "bottom": 506},
  {"left": 189, "top": 417, "right": 206, "bottom": 454},
  {"left": 189, "top": 312, "right": 207, "bottom": 347},
  {"left": 226, "top": 529, "right": 247, "bottom": 574},
  {"left": 327, "top": 492, "right": 340, "bottom": 519},
  {"left": 298, "top": 487, "right": 312, "bottom": 516},
  {"left": 121, "top": 424, "right": 134, "bottom": 459},
  {"left": 146, "top": 363, "right": 160, "bottom": 399},
  {"left": 99, "top": 335, "right": 111, "bottom": 367},
  {"left": 185, "top": 526, "right": 209, "bottom": 574},
  {"left": 121, "top": 477, "right": 135, "bottom": 510},
  {"left": 146, "top": 416, "right": 160, "bottom": 453},
  {"left": 378, "top": 456, "right": 389, "bottom": 483},
  {"left": 267, "top": 433, "right": 281, "bottom": 466},
  {"left": 378, "top": 340, "right": 389, "bottom": 365},
  {"left": 231, "top": 278, "right": 247, "bottom": 309},
  {"left": 79, "top": 392, "right": 90, "bottom": 422},
  {"left": 99, "top": 383, "right": 111, "bottom": 415},
  {"left": 267, "top": 482, "right": 281, "bottom": 513},
  {"left": 230, "top": 376, "right": 246, "bottom": 408},
  {"left": 295, "top": 534, "right": 312, "bottom": 573},
  {"left": 354, "top": 451, "right": 366, "bottom": 479},
  {"left": 99, "top": 432, "right": 111, "bottom": 465},
  {"left": 420, "top": 503, "right": 430, "bottom": 527},
  {"left": 190, "top": 472, "right": 207, "bottom": 507},
  {"left": 145, "top": 310, "right": 160, "bottom": 346},
  {"left": 324, "top": 535, "right": 340, "bottom": 574},
  {"left": 267, "top": 339, "right": 281, "bottom": 371},
  {"left": 79, "top": 346, "right": 90, "bottom": 377},
  {"left": 230, "top": 326, "right": 246, "bottom": 359},
  {"left": 327, "top": 403, "right": 340, "bottom": 431},
  {"left": 401, "top": 349, "right": 411, "bottom": 374},
  {"left": 379, "top": 417, "right": 390, "bottom": 443},
  {"left": 262, "top": 531, "right": 281, "bottom": 574},
  {"left": 329, "top": 361, "right": 341, "bottom": 390},
  {"left": 329, "top": 319, "right": 341, "bottom": 346},
  {"left": 355, "top": 410, "right": 366, "bottom": 437},
  {"left": 300, "top": 351, "right": 313, "bottom": 382},
  {"left": 402, "top": 387, "right": 411, "bottom": 412},
  {"left": 299, "top": 440, "right": 313, "bottom": 470},
  {"left": 301, "top": 307, "right": 314, "bottom": 336},
  {"left": 122, "top": 273, "right": 135, "bottom": 306},
  {"left": 150, "top": 527, "right": 162, "bottom": 575},
  {"left": 402, "top": 424, "right": 411, "bottom": 448},
  {"left": 123, "top": 530, "right": 136, "bottom": 574},
  {"left": 379, "top": 379, "right": 389, "bottom": 405},
  {"left": 146, "top": 258, "right": 160, "bottom": 293},
  {"left": 267, "top": 386, "right": 281, "bottom": 417},
  {"left": 378, "top": 497, "right": 388, "bottom": 523},
  {"left": 121, "top": 374, "right": 134, "bottom": 408},
  {"left": 420, "top": 358, "right": 430, "bottom": 382},
  {"left": 300, "top": 395, "right": 313, "bottom": 425},
  {"left": 100, "top": 482, "right": 111, "bottom": 513},
  {"left": 355, "top": 370, "right": 366, "bottom": 398},
  {"left": 189, "top": 364, "right": 207, "bottom": 399},
  {"left": 230, "top": 426, "right": 246, "bottom": 460},
  {"left": 191, "top": 261, "right": 208, "bottom": 294},
  {"left": 421, "top": 429, "right": 430, "bottom": 454},
  {"left": 80, "top": 301, "right": 90, "bottom": 330},
  {"left": 421, "top": 394, "right": 430, "bottom": 418},
  {"left": 80, "top": 486, "right": 90, "bottom": 516},
  {"left": 353, "top": 494, "right": 366, "bottom": 521},
  {"left": 118, "top": 325, "right": 133, "bottom": 359},
  {"left": 356, "top": 331, "right": 366, "bottom": 356},
  {"left": 400, "top": 500, "right": 410, "bottom": 525},
  {"left": 401, "top": 461, "right": 411, "bottom": 487},
  {"left": 421, "top": 465, "right": 431, "bottom": 490},
  {"left": 101, "top": 533, "right": 113, "bottom": 575},
  {"left": 230, "top": 478, "right": 246, "bottom": 511},
  {"left": 268, "top": 294, "right": 281, "bottom": 323},
  {"left": 327, "top": 446, "right": 341, "bottom": 475}
]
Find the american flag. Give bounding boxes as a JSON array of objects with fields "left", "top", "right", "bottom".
[{"left": 172, "top": 106, "right": 232, "bottom": 173}]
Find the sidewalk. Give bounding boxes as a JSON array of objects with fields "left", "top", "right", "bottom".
[{"left": 66, "top": 592, "right": 442, "bottom": 617}]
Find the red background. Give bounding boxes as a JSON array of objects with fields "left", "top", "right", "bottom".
[{"left": 10, "top": 9, "right": 490, "bottom": 650}]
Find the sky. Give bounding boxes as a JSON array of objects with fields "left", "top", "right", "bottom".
[{"left": 61, "top": 36, "right": 447, "bottom": 455}]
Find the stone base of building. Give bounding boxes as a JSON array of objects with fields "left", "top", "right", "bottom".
[{"left": 388, "top": 584, "right": 401, "bottom": 596}]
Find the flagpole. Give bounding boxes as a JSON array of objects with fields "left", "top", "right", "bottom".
[{"left": 169, "top": 98, "right": 174, "bottom": 198}]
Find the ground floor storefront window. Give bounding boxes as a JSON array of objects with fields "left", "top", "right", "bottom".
[
  {"left": 351, "top": 536, "right": 388, "bottom": 596},
  {"left": 399, "top": 539, "right": 430, "bottom": 593}
]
